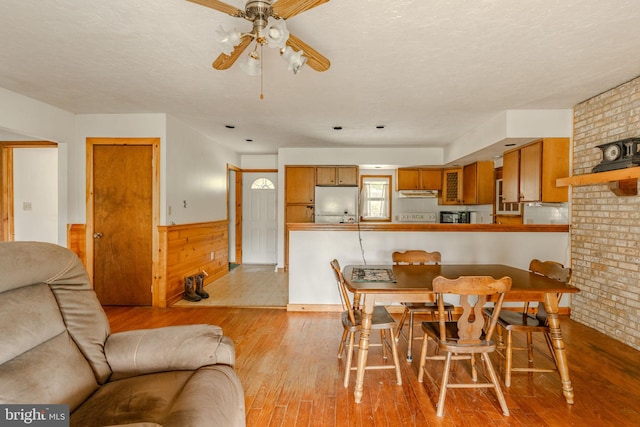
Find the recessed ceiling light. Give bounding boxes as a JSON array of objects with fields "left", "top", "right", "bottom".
[
  {"left": 225, "top": 125, "right": 235, "bottom": 129},
  {"left": 245, "top": 139, "right": 253, "bottom": 142},
  {"left": 333, "top": 126, "right": 342, "bottom": 130},
  {"left": 376, "top": 125, "right": 385, "bottom": 129}
]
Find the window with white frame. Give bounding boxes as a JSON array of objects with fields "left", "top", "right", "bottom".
[{"left": 359, "top": 175, "right": 392, "bottom": 222}]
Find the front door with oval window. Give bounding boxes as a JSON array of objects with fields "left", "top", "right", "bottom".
[{"left": 242, "top": 172, "right": 277, "bottom": 264}]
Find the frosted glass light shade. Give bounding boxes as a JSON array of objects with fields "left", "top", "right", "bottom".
[
  {"left": 280, "top": 46, "right": 307, "bottom": 74},
  {"left": 240, "top": 50, "right": 261, "bottom": 76},
  {"left": 265, "top": 19, "right": 289, "bottom": 49},
  {"left": 216, "top": 26, "right": 242, "bottom": 55}
]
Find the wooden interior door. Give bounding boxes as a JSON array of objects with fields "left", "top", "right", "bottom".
[{"left": 93, "top": 144, "right": 152, "bottom": 305}]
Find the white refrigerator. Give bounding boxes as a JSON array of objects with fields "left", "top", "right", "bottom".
[{"left": 314, "top": 186, "right": 359, "bottom": 223}]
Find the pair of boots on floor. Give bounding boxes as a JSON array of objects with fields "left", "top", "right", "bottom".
[{"left": 184, "top": 273, "right": 209, "bottom": 302}]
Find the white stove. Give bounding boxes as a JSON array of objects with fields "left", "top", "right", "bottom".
[{"left": 396, "top": 212, "right": 437, "bottom": 223}]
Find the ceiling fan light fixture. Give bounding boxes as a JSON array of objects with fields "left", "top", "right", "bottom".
[
  {"left": 240, "top": 47, "right": 262, "bottom": 76},
  {"left": 215, "top": 26, "right": 242, "bottom": 55},
  {"left": 280, "top": 46, "right": 307, "bottom": 74},
  {"left": 265, "top": 18, "right": 289, "bottom": 48}
]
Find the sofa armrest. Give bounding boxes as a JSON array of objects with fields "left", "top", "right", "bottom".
[{"left": 105, "top": 324, "right": 236, "bottom": 381}]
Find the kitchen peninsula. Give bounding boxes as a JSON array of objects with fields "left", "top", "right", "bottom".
[{"left": 286, "top": 223, "right": 569, "bottom": 311}]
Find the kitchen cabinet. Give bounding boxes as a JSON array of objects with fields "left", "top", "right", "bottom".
[
  {"left": 286, "top": 166, "right": 315, "bottom": 204},
  {"left": 441, "top": 162, "right": 494, "bottom": 205},
  {"left": 441, "top": 168, "right": 462, "bottom": 204},
  {"left": 316, "top": 166, "right": 358, "bottom": 186},
  {"left": 503, "top": 138, "right": 569, "bottom": 203},
  {"left": 397, "top": 168, "right": 442, "bottom": 190},
  {"left": 286, "top": 166, "right": 315, "bottom": 224},
  {"left": 462, "top": 161, "right": 494, "bottom": 205},
  {"left": 286, "top": 204, "right": 314, "bottom": 223}
]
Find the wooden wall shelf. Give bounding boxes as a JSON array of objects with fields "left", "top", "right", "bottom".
[{"left": 556, "top": 166, "right": 640, "bottom": 196}]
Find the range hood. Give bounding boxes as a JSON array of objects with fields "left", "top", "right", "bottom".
[{"left": 397, "top": 190, "right": 439, "bottom": 198}]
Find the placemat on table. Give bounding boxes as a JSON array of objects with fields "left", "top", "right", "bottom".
[{"left": 351, "top": 267, "right": 397, "bottom": 282}]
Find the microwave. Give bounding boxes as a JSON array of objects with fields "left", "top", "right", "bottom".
[{"left": 439, "top": 211, "right": 471, "bottom": 224}]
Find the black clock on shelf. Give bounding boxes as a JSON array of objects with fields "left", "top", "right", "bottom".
[{"left": 592, "top": 137, "right": 640, "bottom": 172}]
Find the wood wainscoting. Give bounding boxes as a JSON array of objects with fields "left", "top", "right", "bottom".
[
  {"left": 67, "top": 224, "right": 87, "bottom": 268},
  {"left": 158, "top": 220, "right": 229, "bottom": 307},
  {"left": 69, "top": 220, "right": 229, "bottom": 307}
]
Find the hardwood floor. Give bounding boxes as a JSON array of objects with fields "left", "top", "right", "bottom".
[{"left": 105, "top": 305, "right": 640, "bottom": 426}]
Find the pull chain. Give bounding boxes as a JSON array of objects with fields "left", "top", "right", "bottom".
[{"left": 260, "top": 44, "right": 264, "bottom": 100}]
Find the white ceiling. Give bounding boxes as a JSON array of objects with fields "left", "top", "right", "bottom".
[{"left": 1, "top": 0, "right": 640, "bottom": 162}]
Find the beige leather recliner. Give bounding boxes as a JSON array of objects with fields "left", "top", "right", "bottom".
[{"left": 0, "top": 241, "right": 245, "bottom": 427}]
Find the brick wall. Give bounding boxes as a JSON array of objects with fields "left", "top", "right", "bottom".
[{"left": 572, "top": 76, "right": 640, "bottom": 351}]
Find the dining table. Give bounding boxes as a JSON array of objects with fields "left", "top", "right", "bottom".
[{"left": 343, "top": 263, "right": 580, "bottom": 405}]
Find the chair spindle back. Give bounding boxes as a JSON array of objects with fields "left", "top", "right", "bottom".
[
  {"left": 432, "top": 275, "right": 512, "bottom": 344},
  {"left": 392, "top": 250, "right": 441, "bottom": 265}
]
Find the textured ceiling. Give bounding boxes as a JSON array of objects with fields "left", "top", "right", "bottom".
[{"left": 1, "top": 0, "right": 640, "bottom": 160}]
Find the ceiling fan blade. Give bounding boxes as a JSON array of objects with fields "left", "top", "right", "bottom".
[
  {"left": 286, "top": 33, "right": 330, "bottom": 72},
  {"left": 273, "top": 0, "right": 330, "bottom": 19},
  {"left": 212, "top": 36, "right": 253, "bottom": 70},
  {"left": 186, "top": 0, "right": 243, "bottom": 17}
]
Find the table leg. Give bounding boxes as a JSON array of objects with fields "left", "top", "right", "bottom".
[
  {"left": 543, "top": 292, "right": 575, "bottom": 404},
  {"left": 354, "top": 296, "right": 374, "bottom": 404}
]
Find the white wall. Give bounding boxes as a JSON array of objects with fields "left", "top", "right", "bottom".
[
  {"left": 242, "top": 154, "right": 278, "bottom": 169},
  {"left": 445, "top": 109, "right": 573, "bottom": 164},
  {"left": 0, "top": 88, "right": 74, "bottom": 246},
  {"left": 12, "top": 148, "right": 58, "bottom": 243},
  {"left": 289, "top": 230, "right": 570, "bottom": 306},
  {"left": 165, "top": 116, "right": 240, "bottom": 224},
  {"left": 0, "top": 87, "right": 75, "bottom": 144}
]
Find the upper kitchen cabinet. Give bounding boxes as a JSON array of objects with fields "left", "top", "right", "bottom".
[
  {"left": 316, "top": 166, "right": 358, "bottom": 186},
  {"left": 502, "top": 138, "right": 569, "bottom": 203},
  {"left": 286, "top": 166, "right": 316, "bottom": 204},
  {"left": 397, "top": 168, "right": 442, "bottom": 190},
  {"left": 441, "top": 168, "right": 463, "bottom": 204},
  {"left": 462, "top": 161, "right": 494, "bottom": 205},
  {"left": 441, "top": 162, "right": 494, "bottom": 205}
]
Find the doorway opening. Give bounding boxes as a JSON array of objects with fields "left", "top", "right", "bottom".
[{"left": 1, "top": 141, "right": 58, "bottom": 243}]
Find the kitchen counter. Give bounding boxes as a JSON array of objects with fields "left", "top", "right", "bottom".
[{"left": 287, "top": 223, "right": 568, "bottom": 232}]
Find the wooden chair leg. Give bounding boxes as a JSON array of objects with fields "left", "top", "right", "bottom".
[
  {"left": 406, "top": 311, "right": 415, "bottom": 362},
  {"left": 544, "top": 331, "right": 558, "bottom": 367},
  {"left": 526, "top": 331, "right": 534, "bottom": 364},
  {"left": 395, "top": 308, "right": 409, "bottom": 342},
  {"left": 388, "top": 326, "right": 403, "bottom": 385},
  {"left": 482, "top": 352, "right": 510, "bottom": 416},
  {"left": 381, "top": 330, "right": 388, "bottom": 360},
  {"left": 436, "top": 352, "right": 453, "bottom": 417},
  {"left": 505, "top": 329, "right": 513, "bottom": 387},
  {"left": 338, "top": 328, "right": 348, "bottom": 358},
  {"left": 470, "top": 353, "right": 478, "bottom": 382},
  {"left": 418, "top": 332, "right": 429, "bottom": 383},
  {"left": 496, "top": 324, "right": 505, "bottom": 349},
  {"left": 344, "top": 331, "right": 356, "bottom": 388}
]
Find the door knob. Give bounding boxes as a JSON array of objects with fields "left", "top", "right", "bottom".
[{"left": 93, "top": 232, "right": 103, "bottom": 239}]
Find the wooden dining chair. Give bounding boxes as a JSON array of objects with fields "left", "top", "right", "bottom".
[
  {"left": 392, "top": 250, "right": 454, "bottom": 362},
  {"left": 330, "top": 259, "right": 402, "bottom": 388},
  {"left": 484, "top": 259, "right": 571, "bottom": 387},
  {"left": 418, "top": 275, "right": 512, "bottom": 417}
]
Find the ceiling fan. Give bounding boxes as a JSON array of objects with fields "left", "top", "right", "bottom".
[{"left": 187, "top": 0, "right": 330, "bottom": 74}]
